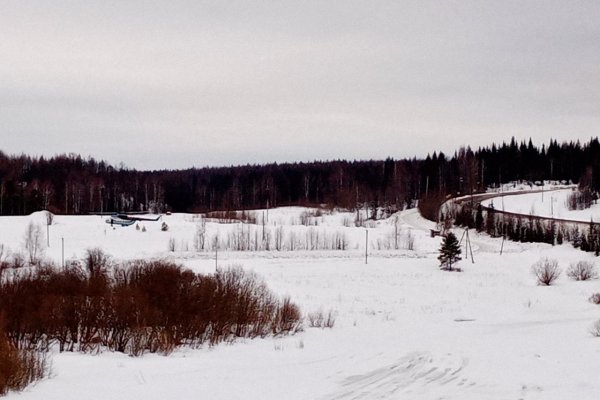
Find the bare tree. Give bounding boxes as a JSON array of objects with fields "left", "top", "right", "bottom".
[
  {"left": 45, "top": 211, "right": 54, "bottom": 226},
  {"left": 193, "top": 217, "right": 206, "bottom": 251},
  {"left": 23, "top": 222, "right": 44, "bottom": 265}
]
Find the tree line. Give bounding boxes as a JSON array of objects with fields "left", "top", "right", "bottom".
[{"left": 1, "top": 137, "right": 599, "bottom": 216}]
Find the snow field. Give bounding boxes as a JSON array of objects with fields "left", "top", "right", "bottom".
[
  {"left": 482, "top": 188, "right": 600, "bottom": 222},
  {"left": 1, "top": 206, "right": 600, "bottom": 399}
]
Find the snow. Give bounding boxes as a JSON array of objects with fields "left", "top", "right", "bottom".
[
  {"left": 482, "top": 188, "right": 600, "bottom": 222},
  {"left": 2, "top": 206, "right": 600, "bottom": 399}
]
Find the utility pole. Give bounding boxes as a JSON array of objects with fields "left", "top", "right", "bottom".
[
  {"left": 459, "top": 228, "right": 475, "bottom": 264},
  {"left": 61, "top": 237, "right": 65, "bottom": 268}
]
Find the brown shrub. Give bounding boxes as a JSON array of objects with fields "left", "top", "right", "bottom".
[
  {"left": 0, "top": 327, "right": 48, "bottom": 395},
  {"left": 0, "top": 258, "right": 301, "bottom": 357}
]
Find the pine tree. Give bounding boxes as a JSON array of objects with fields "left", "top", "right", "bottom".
[{"left": 438, "top": 232, "right": 462, "bottom": 271}]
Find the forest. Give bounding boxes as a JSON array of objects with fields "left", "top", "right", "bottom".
[{"left": 1, "top": 137, "right": 599, "bottom": 216}]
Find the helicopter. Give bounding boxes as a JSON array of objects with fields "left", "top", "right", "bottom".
[{"left": 94, "top": 212, "right": 162, "bottom": 227}]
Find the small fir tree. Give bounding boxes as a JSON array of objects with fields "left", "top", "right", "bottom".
[{"left": 438, "top": 232, "right": 462, "bottom": 271}]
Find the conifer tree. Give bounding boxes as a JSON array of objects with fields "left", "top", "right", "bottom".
[{"left": 438, "top": 232, "right": 462, "bottom": 271}]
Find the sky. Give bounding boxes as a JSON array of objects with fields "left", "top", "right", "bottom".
[{"left": 1, "top": 0, "right": 600, "bottom": 170}]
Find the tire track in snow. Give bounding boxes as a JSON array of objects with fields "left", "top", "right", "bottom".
[{"left": 323, "top": 352, "right": 476, "bottom": 400}]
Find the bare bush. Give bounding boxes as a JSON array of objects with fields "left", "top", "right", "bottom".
[
  {"left": 589, "top": 293, "right": 600, "bottom": 305},
  {"left": 0, "top": 258, "right": 301, "bottom": 357},
  {"left": 161, "top": 222, "right": 169, "bottom": 231},
  {"left": 273, "top": 297, "right": 303, "bottom": 334},
  {"left": 531, "top": 258, "right": 561, "bottom": 286},
  {"left": 307, "top": 310, "right": 336, "bottom": 329},
  {"left": 84, "top": 248, "right": 111, "bottom": 277},
  {"left": 567, "top": 261, "right": 598, "bottom": 281}
]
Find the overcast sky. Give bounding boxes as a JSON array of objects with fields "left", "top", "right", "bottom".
[{"left": 1, "top": 1, "right": 599, "bottom": 170}]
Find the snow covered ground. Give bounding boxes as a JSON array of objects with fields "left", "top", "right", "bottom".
[
  {"left": 482, "top": 188, "right": 600, "bottom": 222},
  {"left": 2, "top": 206, "right": 600, "bottom": 399}
]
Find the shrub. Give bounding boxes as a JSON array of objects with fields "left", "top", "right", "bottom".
[
  {"left": 273, "top": 297, "right": 303, "bottom": 334},
  {"left": 307, "top": 310, "right": 336, "bottom": 329},
  {"left": 567, "top": 261, "right": 598, "bottom": 281},
  {"left": 589, "top": 293, "right": 600, "bottom": 305},
  {"left": 84, "top": 248, "right": 111, "bottom": 277},
  {"left": 0, "top": 257, "right": 301, "bottom": 357},
  {"left": 531, "top": 258, "right": 561, "bottom": 286},
  {"left": 0, "top": 327, "right": 48, "bottom": 395}
]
